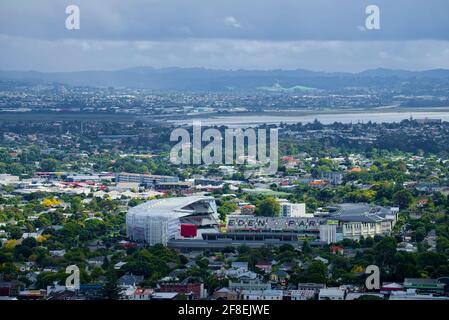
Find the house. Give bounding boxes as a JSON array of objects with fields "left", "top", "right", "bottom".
[
  {"left": 151, "top": 292, "right": 179, "bottom": 300},
  {"left": 213, "top": 288, "right": 238, "bottom": 300},
  {"left": 158, "top": 277, "right": 207, "bottom": 300},
  {"left": 87, "top": 256, "right": 105, "bottom": 268},
  {"left": 330, "top": 245, "right": 344, "bottom": 255},
  {"left": 380, "top": 282, "right": 404, "bottom": 294},
  {"left": 117, "top": 274, "right": 144, "bottom": 288},
  {"left": 47, "top": 282, "right": 70, "bottom": 296},
  {"left": 287, "top": 289, "right": 316, "bottom": 300},
  {"left": 345, "top": 293, "right": 384, "bottom": 300},
  {"left": 255, "top": 261, "right": 273, "bottom": 273},
  {"left": 185, "top": 261, "right": 198, "bottom": 269},
  {"left": 240, "top": 289, "right": 283, "bottom": 300},
  {"left": 223, "top": 267, "right": 253, "bottom": 279},
  {"left": 278, "top": 261, "right": 298, "bottom": 272},
  {"left": 47, "top": 290, "right": 78, "bottom": 300},
  {"left": 389, "top": 289, "right": 449, "bottom": 300},
  {"left": 270, "top": 270, "right": 290, "bottom": 285},
  {"left": 208, "top": 261, "right": 226, "bottom": 270},
  {"left": 0, "top": 280, "right": 24, "bottom": 296},
  {"left": 297, "top": 283, "right": 325, "bottom": 296},
  {"left": 423, "top": 230, "right": 437, "bottom": 251},
  {"left": 49, "top": 250, "right": 66, "bottom": 257},
  {"left": 114, "top": 261, "right": 127, "bottom": 270},
  {"left": 318, "top": 288, "right": 346, "bottom": 300},
  {"left": 168, "top": 269, "right": 186, "bottom": 278},
  {"left": 416, "top": 198, "right": 429, "bottom": 208},
  {"left": 229, "top": 273, "right": 271, "bottom": 291},
  {"left": 21, "top": 230, "right": 43, "bottom": 239},
  {"left": 314, "top": 256, "right": 329, "bottom": 264},
  {"left": 25, "top": 272, "right": 38, "bottom": 284},
  {"left": 397, "top": 242, "right": 417, "bottom": 253},
  {"left": 241, "top": 205, "right": 255, "bottom": 215},
  {"left": 231, "top": 261, "right": 248, "bottom": 271},
  {"left": 123, "top": 287, "right": 154, "bottom": 300}
]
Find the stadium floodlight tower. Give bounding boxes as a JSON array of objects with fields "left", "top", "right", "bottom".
[{"left": 126, "top": 195, "right": 219, "bottom": 246}]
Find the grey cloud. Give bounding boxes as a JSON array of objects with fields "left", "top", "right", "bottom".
[
  {"left": 0, "top": 0, "right": 448, "bottom": 72},
  {"left": 0, "top": 0, "right": 448, "bottom": 41},
  {"left": 1, "top": 36, "right": 449, "bottom": 72}
]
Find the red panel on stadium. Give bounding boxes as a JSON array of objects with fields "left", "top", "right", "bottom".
[{"left": 180, "top": 224, "right": 197, "bottom": 237}]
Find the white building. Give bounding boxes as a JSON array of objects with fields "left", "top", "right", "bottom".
[
  {"left": 389, "top": 289, "right": 449, "bottom": 300},
  {"left": 318, "top": 288, "right": 346, "bottom": 300},
  {"left": 0, "top": 174, "right": 20, "bottom": 186},
  {"left": 126, "top": 196, "right": 219, "bottom": 246},
  {"left": 240, "top": 290, "right": 283, "bottom": 300},
  {"left": 319, "top": 224, "right": 337, "bottom": 244},
  {"left": 332, "top": 203, "right": 399, "bottom": 240},
  {"left": 278, "top": 200, "right": 311, "bottom": 218},
  {"left": 115, "top": 173, "right": 179, "bottom": 187},
  {"left": 229, "top": 273, "right": 271, "bottom": 291},
  {"left": 289, "top": 289, "right": 316, "bottom": 300},
  {"left": 340, "top": 218, "right": 392, "bottom": 240}
]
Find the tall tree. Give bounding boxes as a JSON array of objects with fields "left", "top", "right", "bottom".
[{"left": 255, "top": 197, "right": 280, "bottom": 217}]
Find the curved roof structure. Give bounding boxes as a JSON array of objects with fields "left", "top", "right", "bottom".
[{"left": 127, "top": 195, "right": 216, "bottom": 220}]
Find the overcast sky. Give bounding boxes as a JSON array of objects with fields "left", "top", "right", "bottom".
[{"left": 1, "top": 0, "right": 448, "bottom": 72}]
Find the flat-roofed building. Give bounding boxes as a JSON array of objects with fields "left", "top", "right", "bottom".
[
  {"left": 115, "top": 172, "right": 179, "bottom": 187},
  {"left": 279, "top": 201, "right": 311, "bottom": 218}
]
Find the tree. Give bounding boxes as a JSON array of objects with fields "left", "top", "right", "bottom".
[
  {"left": 301, "top": 241, "right": 312, "bottom": 255},
  {"left": 393, "top": 189, "right": 414, "bottom": 209},
  {"left": 373, "top": 237, "right": 397, "bottom": 268},
  {"left": 217, "top": 201, "right": 238, "bottom": 221},
  {"left": 40, "top": 158, "right": 59, "bottom": 172},
  {"left": 302, "top": 261, "right": 328, "bottom": 284},
  {"left": 436, "top": 236, "right": 449, "bottom": 255},
  {"left": 101, "top": 276, "right": 122, "bottom": 300},
  {"left": 255, "top": 197, "right": 280, "bottom": 217},
  {"left": 7, "top": 226, "right": 23, "bottom": 240},
  {"left": 21, "top": 237, "right": 38, "bottom": 248}
]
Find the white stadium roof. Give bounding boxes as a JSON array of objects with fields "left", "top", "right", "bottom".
[{"left": 127, "top": 195, "right": 216, "bottom": 219}]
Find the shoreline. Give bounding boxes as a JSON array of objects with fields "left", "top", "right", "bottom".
[{"left": 1, "top": 107, "right": 449, "bottom": 124}]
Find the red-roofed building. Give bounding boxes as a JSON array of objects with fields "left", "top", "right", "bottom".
[
  {"left": 133, "top": 288, "right": 154, "bottom": 300},
  {"left": 380, "top": 282, "right": 403, "bottom": 293},
  {"left": 330, "top": 245, "right": 344, "bottom": 255},
  {"left": 158, "top": 282, "right": 206, "bottom": 300},
  {"left": 241, "top": 205, "right": 255, "bottom": 215}
]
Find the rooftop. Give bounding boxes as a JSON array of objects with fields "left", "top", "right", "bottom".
[{"left": 127, "top": 195, "right": 216, "bottom": 219}]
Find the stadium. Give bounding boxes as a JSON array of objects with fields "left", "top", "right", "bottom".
[
  {"left": 126, "top": 196, "right": 332, "bottom": 249},
  {"left": 126, "top": 196, "right": 398, "bottom": 249},
  {"left": 126, "top": 196, "right": 220, "bottom": 246}
]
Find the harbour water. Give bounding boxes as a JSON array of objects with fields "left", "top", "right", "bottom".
[{"left": 172, "top": 111, "right": 449, "bottom": 127}]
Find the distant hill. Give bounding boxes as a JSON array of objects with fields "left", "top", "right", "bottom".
[
  {"left": 257, "top": 83, "right": 317, "bottom": 92},
  {"left": 1, "top": 67, "right": 448, "bottom": 91}
]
